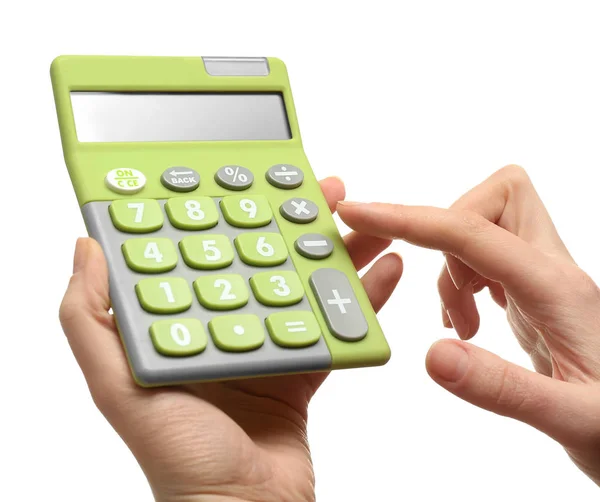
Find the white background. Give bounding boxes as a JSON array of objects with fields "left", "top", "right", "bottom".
[{"left": 1, "top": 1, "right": 599, "bottom": 500}]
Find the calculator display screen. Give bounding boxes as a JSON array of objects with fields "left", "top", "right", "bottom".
[{"left": 70, "top": 92, "right": 292, "bottom": 142}]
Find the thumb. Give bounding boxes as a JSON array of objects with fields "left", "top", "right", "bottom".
[
  {"left": 426, "top": 339, "right": 600, "bottom": 448},
  {"left": 59, "top": 238, "right": 135, "bottom": 400}
]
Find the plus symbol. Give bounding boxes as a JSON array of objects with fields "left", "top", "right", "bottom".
[{"left": 327, "top": 289, "right": 351, "bottom": 314}]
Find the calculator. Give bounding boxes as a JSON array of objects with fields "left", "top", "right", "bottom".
[{"left": 51, "top": 55, "right": 391, "bottom": 386}]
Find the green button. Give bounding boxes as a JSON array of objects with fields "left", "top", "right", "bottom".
[
  {"left": 193, "top": 274, "right": 249, "bottom": 310},
  {"left": 250, "top": 271, "right": 304, "bottom": 306},
  {"left": 220, "top": 195, "right": 272, "bottom": 228},
  {"left": 179, "top": 235, "right": 234, "bottom": 270},
  {"left": 209, "top": 315, "right": 265, "bottom": 352},
  {"left": 165, "top": 196, "right": 219, "bottom": 230},
  {"left": 150, "top": 319, "right": 208, "bottom": 356},
  {"left": 122, "top": 238, "right": 178, "bottom": 273},
  {"left": 266, "top": 311, "right": 322, "bottom": 348},
  {"left": 136, "top": 277, "right": 192, "bottom": 314},
  {"left": 235, "top": 233, "right": 288, "bottom": 267},
  {"left": 109, "top": 199, "right": 164, "bottom": 233}
]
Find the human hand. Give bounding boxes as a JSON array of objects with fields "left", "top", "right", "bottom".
[
  {"left": 337, "top": 165, "right": 600, "bottom": 485},
  {"left": 59, "top": 177, "right": 403, "bottom": 502}
]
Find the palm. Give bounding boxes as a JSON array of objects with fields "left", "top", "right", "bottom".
[{"left": 129, "top": 374, "right": 320, "bottom": 501}]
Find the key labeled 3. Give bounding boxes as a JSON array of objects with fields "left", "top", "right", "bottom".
[{"left": 250, "top": 271, "right": 304, "bottom": 306}]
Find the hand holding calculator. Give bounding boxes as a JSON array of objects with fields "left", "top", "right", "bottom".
[{"left": 51, "top": 55, "right": 392, "bottom": 386}]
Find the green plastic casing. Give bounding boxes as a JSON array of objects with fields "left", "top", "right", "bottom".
[{"left": 51, "top": 55, "right": 391, "bottom": 373}]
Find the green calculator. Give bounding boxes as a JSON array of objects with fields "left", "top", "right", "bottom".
[{"left": 51, "top": 55, "right": 390, "bottom": 386}]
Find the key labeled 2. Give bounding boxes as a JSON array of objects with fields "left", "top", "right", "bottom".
[{"left": 194, "top": 274, "right": 249, "bottom": 310}]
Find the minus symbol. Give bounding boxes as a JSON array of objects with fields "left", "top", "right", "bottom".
[{"left": 303, "top": 240, "right": 328, "bottom": 247}]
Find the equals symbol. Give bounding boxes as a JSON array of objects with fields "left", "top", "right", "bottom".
[{"left": 285, "top": 321, "right": 307, "bottom": 333}]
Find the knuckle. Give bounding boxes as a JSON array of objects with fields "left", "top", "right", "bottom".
[
  {"left": 494, "top": 363, "right": 528, "bottom": 413},
  {"left": 89, "top": 379, "right": 135, "bottom": 418},
  {"left": 58, "top": 292, "right": 80, "bottom": 327},
  {"left": 500, "top": 164, "right": 531, "bottom": 187},
  {"left": 563, "top": 266, "right": 600, "bottom": 304},
  {"left": 452, "top": 209, "right": 492, "bottom": 254}
]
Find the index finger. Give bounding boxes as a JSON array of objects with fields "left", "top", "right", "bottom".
[{"left": 337, "top": 202, "right": 555, "bottom": 300}]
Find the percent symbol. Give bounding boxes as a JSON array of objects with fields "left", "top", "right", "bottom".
[{"left": 224, "top": 166, "right": 248, "bottom": 183}]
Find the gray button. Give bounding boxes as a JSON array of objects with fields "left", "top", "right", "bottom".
[
  {"left": 160, "top": 167, "right": 200, "bottom": 192},
  {"left": 295, "top": 234, "right": 333, "bottom": 259},
  {"left": 309, "top": 269, "right": 368, "bottom": 341},
  {"left": 215, "top": 165, "right": 254, "bottom": 191},
  {"left": 266, "top": 164, "right": 304, "bottom": 189},
  {"left": 280, "top": 198, "right": 318, "bottom": 223}
]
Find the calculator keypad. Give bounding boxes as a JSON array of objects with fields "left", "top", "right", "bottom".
[{"left": 82, "top": 194, "right": 353, "bottom": 384}]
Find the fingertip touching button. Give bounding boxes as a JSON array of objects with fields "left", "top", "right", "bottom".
[
  {"left": 105, "top": 168, "right": 146, "bottom": 194},
  {"left": 266, "top": 164, "right": 304, "bottom": 189},
  {"left": 280, "top": 198, "right": 318, "bottom": 223}
]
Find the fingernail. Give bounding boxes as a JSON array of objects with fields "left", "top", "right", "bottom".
[
  {"left": 337, "top": 201, "right": 364, "bottom": 206},
  {"left": 73, "top": 238, "right": 88, "bottom": 273},
  {"left": 427, "top": 341, "right": 469, "bottom": 383},
  {"left": 446, "top": 309, "right": 470, "bottom": 339},
  {"left": 446, "top": 257, "right": 465, "bottom": 290}
]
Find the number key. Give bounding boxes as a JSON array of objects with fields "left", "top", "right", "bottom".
[
  {"left": 109, "top": 199, "right": 163, "bottom": 233},
  {"left": 220, "top": 195, "right": 272, "bottom": 228},
  {"left": 235, "top": 233, "right": 288, "bottom": 266},
  {"left": 179, "top": 235, "right": 234, "bottom": 270},
  {"left": 193, "top": 274, "right": 249, "bottom": 310},
  {"left": 136, "top": 277, "right": 192, "bottom": 314},
  {"left": 250, "top": 271, "right": 304, "bottom": 306},
  {"left": 122, "top": 238, "right": 178, "bottom": 273},
  {"left": 165, "top": 196, "right": 219, "bottom": 230},
  {"left": 150, "top": 319, "right": 208, "bottom": 356}
]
